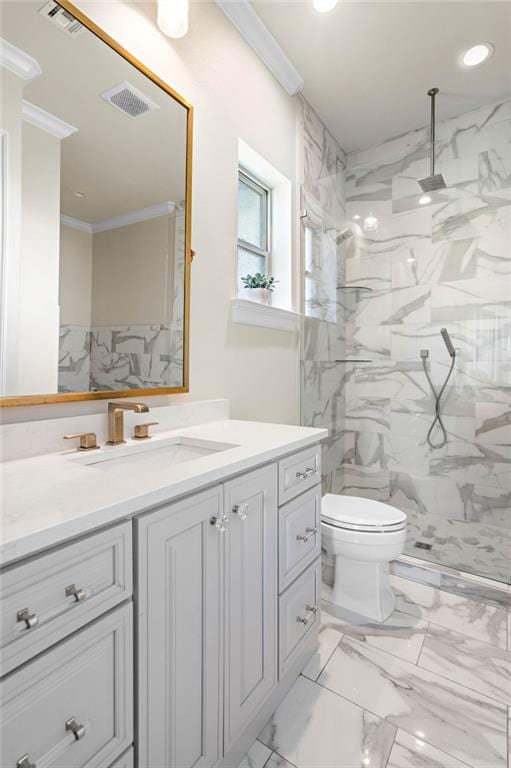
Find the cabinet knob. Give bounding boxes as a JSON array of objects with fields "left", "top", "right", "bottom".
[
  {"left": 65, "top": 716, "right": 86, "bottom": 741},
  {"left": 65, "top": 584, "right": 87, "bottom": 603},
  {"left": 210, "top": 514, "right": 228, "bottom": 533},
  {"left": 17, "top": 608, "right": 38, "bottom": 630},
  {"left": 232, "top": 503, "right": 249, "bottom": 521},
  {"left": 17, "top": 754, "right": 35, "bottom": 768}
]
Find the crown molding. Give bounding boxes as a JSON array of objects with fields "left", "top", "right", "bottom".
[
  {"left": 60, "top": 201, "right": 176, "bottom": 235},
  {"left": 22, "top": 100, "right": 78, "bottom": 140},
  {"left": 92, "top": 201, "right": 176, "bottom": 233},
  {"left": 0, "top": 38, "right": 42, "bottom": 82},
  {"left": 60, "top": 215, "right": 93, "bottom": 234},
  {"left": 214, "top": 0, "right": 304, "bottom": 96}
]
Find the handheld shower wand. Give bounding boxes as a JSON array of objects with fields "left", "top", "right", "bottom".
[{"left": 421, "top": 328, "right": 456, "bottom": 449}]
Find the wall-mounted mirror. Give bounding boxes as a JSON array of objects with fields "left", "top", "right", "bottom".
[{"left": 0, "top": 0, "right": 192, "bottom": 405}]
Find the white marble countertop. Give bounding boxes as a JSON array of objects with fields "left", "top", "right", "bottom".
[{"left": 0, "top": 419, "right": 327, "bottom": 566}]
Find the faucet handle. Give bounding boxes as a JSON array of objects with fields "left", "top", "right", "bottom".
[
  {"left": 133, "top": 422, "right": 159, "bottom": 440},
  {"left": 63, "top": 432, "right": 99, "bottom": 451}
]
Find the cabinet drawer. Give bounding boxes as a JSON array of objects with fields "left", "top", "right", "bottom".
[
  {"left": 278, "top": 445, "right": 321, "bottom": 505},
  {"left": 279, "top": 558, "right": 320, "bottom": 677},
  {"left": 279, "top": 486, "right": 321, "bottom": 593},
  {"left": 0, "top": 603, "right": 133, "bottom": 768},
  {"left": 0, "top": 522, "right": 132, "bottom": 675}
]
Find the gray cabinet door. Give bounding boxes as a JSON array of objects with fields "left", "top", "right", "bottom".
[
  {"left": 224, "top": 464, "right": 278, "bottom": 751},
  {"left": 136, "top": 487, "right": 223, "bottom": 768}
]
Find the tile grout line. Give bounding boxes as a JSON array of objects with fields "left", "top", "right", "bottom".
[
  {"left": 414, "top": 619, "right": 430, "bottom": 667},
  {"left": 382, "top": 726, "right": 398, "bottom": 768}
]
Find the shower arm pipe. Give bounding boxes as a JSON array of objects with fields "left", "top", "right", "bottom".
[{"left": 428, "top": 87, "right": 439, "bottom": 178}]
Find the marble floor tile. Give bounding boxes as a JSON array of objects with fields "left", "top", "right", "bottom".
[
  {"left": 258, "top": 675, "right": 396, "bottom": 768},
  {"left": 318, "top": 635, "right": 508, "bottom": 767},
  {"left": 321, "top": 601, "right": 428, "bottom": 663},
  {"left": 302, "top": 612, "right": 343, "bottom": 681},
  {"left": 391, "top": 574, "right": 508, "bottom": 648},
  {"left": 387, "top": 729, "right": 472, "bottom": 768},
  {"left": 418, "top": 623, "right": 511, "bottom": 704},
  {"left": 238, "top": 740, "right": 272, "bottom": 768}
]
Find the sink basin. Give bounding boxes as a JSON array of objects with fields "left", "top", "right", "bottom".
[{"left": 68, "top": 436, "right": 238, "bottom": 472}]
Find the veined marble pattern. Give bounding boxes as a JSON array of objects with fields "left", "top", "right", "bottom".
[
  {"left": 238, "top": 573, "right": 511, "bottom": 768},
  {"left": 58, "top": 323, "right": 183, "bottom": 392}
]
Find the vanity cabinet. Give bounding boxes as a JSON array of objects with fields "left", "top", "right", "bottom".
[
  {"left": 136, "top": 487, "right": 223, "bottom": 768},
  {"left": 223, "top": 465, "right": 277, "bottom": 751},
  {"left": 0, "top": 604, "right": 133, "bottom": 768}
]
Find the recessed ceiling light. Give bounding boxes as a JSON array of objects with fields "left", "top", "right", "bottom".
[
  {"left": 363, "top": 213, "right": 378, "bottom": 232},
  {"left": 312, "top": 0, "right": 338, "bottom": 12},
  {"left": 419, "top": 195, "right": 431, "bottom": 205},
  {"left": 462, "top": 43, "right": 494, "bottom": 68}
]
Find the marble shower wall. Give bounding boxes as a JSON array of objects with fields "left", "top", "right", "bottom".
[
  {"left": 342, "top": 100, "right": 511, "bottom": 583},
  {"left": 301, "top": 98, "right": 511, "bottom": 583},
  {"left": 299, "top": 96, "right": 351, "bottom": 495}
]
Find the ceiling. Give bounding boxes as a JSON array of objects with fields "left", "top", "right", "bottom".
[
  {"left": 2, "top": 1, "right": 187, "bottom": 222},
  {"left": 252, "top": 0, "right": 511, "bottom": 152}
]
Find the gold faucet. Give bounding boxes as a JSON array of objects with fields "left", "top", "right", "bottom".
[{"left": 107, "top": 401, "right": 149, "bottom": 445}]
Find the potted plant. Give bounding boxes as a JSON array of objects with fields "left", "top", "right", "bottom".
[{"left": 241, "top": 273, "right": 278, "bottom": 305}]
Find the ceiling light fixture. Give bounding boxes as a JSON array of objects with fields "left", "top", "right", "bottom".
[
  {"left": 462, "top": 43, "right": 494, "bottom": 68},
  {"left": 419, "top": 195, "right": 432, "bottom": 205},
  {"left": 157, "top": 0, "right": 189, "bottom": 38},
  {"left": 312, "top": 0, "right": 338, "bottom": 12},
  {"left": 363, "top": 212, "right": 378, "bottom": 232}
]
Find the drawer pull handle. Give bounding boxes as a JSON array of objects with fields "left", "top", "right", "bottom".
[
  {"left": 17, "top": 754, "right": 35, "bottom": 768},
  {"left": 17, "top": 608, "right": 38, "bottom": 630},
  {"left": 296, "top": 466, "right": 318, "bottom": 480},
  {"left": 232, "top": 503, "right": 249, "bottom": 521},
  {"left": 296, "top": 604, "right": 318, "bottom": 625},
  {"left": 65, "top": 584, "right": 87, "bottom": 603},
  {"left": 65, "top": 716, "right": 86, "bottom": 741},
  {"left": 296, "top": 527, "right": 318, "bottom": 543},
  {"left": 210, "top": 514, "right": 228, "bottom": 533}
]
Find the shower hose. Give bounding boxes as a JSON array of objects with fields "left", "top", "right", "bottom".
[{"left": 421, "top": 353, "right": 456, "bottom": 449}]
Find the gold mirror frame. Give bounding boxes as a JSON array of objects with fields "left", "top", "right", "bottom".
[{"left": 0, "top": 0, "right": 193, "bottom": 407}]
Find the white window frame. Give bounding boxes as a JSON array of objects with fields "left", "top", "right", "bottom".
[{"left": 237, "top": 167, "right": 272, "bottom": 276}]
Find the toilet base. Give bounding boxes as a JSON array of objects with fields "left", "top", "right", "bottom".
[{"left": 332, "top": 556, "right": 395, "bottom": 622}]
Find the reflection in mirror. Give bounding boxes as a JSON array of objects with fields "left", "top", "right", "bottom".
[{"left": 0, "top": 1, "right": 189, "bottom": 400}]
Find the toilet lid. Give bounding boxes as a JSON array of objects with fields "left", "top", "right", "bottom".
[{"left": 321, "top": 494, "right": 407, "bottom": 531}]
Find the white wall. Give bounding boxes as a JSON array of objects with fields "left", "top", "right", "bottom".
[
  {"left": 2, "top": 0, "right": 301, "bottom": 423},
  {"left": 59, "top": 224, "right": 93, "bottom": 326},
  {"left": 17, "top": 122, "right": 61, "bottom": 395},
  {"left": 91, "top": 214, "right": 175, "bottom": 326}
]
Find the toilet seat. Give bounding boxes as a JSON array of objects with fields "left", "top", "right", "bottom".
[{"left": 321, "top": 494, "right": 407, "bottom": 533}]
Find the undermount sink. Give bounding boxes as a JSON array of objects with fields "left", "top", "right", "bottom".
[{"left": 68, "top": 436, "right": 238, "bottom": 472}]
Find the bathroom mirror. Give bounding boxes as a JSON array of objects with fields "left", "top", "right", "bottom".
[{"left": 0, "top": 0, "right": 192, "bottom": 405}]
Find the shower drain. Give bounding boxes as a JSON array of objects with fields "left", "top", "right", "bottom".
[{"left": 415, "top": 541, "right": 433, "bottom": 551}]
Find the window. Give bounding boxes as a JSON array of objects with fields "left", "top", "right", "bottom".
[{"left": 237, "top": 169, "right": 270, "bottom": 289}]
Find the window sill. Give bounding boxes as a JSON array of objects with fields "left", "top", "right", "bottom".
[{"left": 231, "top": 298, "right": 301, "bottom": 333}]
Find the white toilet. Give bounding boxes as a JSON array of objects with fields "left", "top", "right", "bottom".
[{"left": 321, "top": 494, "right": 407, "bottom": 622}]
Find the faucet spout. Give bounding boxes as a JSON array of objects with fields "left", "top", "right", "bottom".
[{"left": 107, "top": 401, "right": 149, "bottom": 445}]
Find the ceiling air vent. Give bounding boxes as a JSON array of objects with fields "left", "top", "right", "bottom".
[
  {"left": 38, "top": 1, "right": 85, "bottom": 37},
  {"left": 100, "top": 82, "right": 160, "bottom": 119}
]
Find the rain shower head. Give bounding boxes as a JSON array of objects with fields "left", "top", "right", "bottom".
[
  {"left": 336, "top": 226, "right": 354, "bottom": 244},
  {"left": 440, "top": 328, "right": 456, "bottom": 358},
  {"left": 418, "top": 88, "right": 447, "bottom": 193}
]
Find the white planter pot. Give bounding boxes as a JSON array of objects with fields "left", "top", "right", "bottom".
[{"left": 244, "top": 288, "right": 272, "bottom": 305}]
